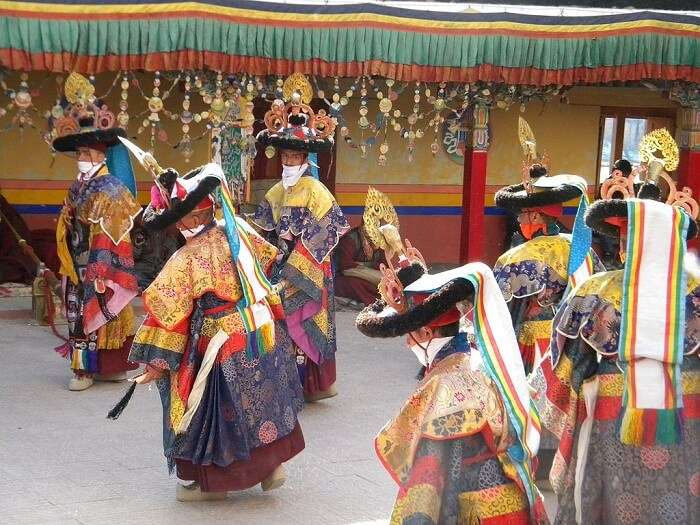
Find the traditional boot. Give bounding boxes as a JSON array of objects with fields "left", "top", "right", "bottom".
[
  {"left": 261, "top": 464, "right": 286, "bottom": 492},
  {"left": 68, "top": 374, "right": 94, "bottom": 391},
  {"left": 304, "top": 383, "right": 338, "bottom": 403},
  {"left": 175, "top": 482, "right": 227, "bottom": 502}
]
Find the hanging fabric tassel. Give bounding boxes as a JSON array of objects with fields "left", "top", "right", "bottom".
[
  {"left": 54, "top": 341, "right": 71, "bottom": 358},
  {"left": 106, "top": 382, "right": 137, "bottom": 420}
]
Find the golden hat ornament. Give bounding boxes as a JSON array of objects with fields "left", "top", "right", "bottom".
[{"left": 362, "top": 187, "right": 400, "bottom": 250}]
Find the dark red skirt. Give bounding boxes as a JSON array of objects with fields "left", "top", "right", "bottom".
[
  {"left": 334, "top": 275, "right": 378, "bottom": 306},
  {"left": 175, "top": 423, "right": 305, "bottom": 492},
  {"left": 304, "top": 358, "right": 336, "bottom": 395}
]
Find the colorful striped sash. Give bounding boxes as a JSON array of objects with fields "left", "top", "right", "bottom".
[{"left": 617, "top": 199, "right": 689, "bottom": 445}]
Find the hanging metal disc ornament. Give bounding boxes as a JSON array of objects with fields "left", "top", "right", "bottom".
[{"left": 265, "top": 145, "right": 276, "bottom": 159}]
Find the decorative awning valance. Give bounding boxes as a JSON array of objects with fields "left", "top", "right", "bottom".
[{"left": 0, "top": 1, "right": 698, "bottom": 85}]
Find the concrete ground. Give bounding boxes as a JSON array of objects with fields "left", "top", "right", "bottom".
[{"left": 0, "top": 297, "right": 556, "bottom": 525}]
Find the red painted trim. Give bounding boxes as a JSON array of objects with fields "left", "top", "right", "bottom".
[
  {"left": 678, "top": 148, "right": 700, "bottom": 251},
  {"left": 1, "top": 49, "right": 699, "bottom": 85},
  {"left": 460, "top": 148, "right": 488, "bottom": 263}
]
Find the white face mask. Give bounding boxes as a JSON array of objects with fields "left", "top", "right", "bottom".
[
  {"left": 281, "top": 163, "right": 308, "bottom": 189},
  {"left": 179, "top": 223, "right": 206, "bottom": 240},
  {"left": 409, "top": 337, "right": 453, "bottom": 368},
  {"left": 77, "top": 160, "right": 103, "bottom": 179}
]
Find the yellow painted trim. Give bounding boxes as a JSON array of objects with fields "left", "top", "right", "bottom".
[
  {"left": 1, "top": 188, "right": 150, "bottom": 206},
  {"left": 1, "top": 189, "right": 66, "bottom": 205},
  {"left": 336, "top": 191, "right": 462, "bottom": 207}
]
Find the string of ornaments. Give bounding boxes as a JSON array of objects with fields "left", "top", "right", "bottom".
[{"left": 0, "top": 68, "right": 577, "bottom": 164}]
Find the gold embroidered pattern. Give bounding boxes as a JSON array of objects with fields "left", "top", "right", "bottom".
[
  {"left": 458, "top": 482, "right": 528, "bottom": 520},
  {"left": 78, "top": 181, "right": 142, "bottom": 245},
  {"left": 390, "top": 484, "right": 441, "bottom": 525},
  {"left": 169, "top": 372, "right": 185, "bottom": 430},
  {"left": 518, "top": 320, "right": 553, "bottom": 345},
  {"left": 496, "top": 235, "right": 570, "bottom": 283},
  {"left": 97, "top": 305, "right": 135, "bottom": 350},
  {"left": 575, "top": 270, "right": 624, "bottom": 310},
  {"left": 576, "top": 269, "right": 700, "bottom": 313},
  {"left": 201, "top": 313, "right": 246, "bottom": 338},
  {"left": 55, "top": 207, "right": 79, "bottom": 284},
  {"left": 376, "top": 353, "right": 505, "bottom": 485},
  {"left": 133, "top": 323, "right": 188, "bottom": 355},
  {"left": 264, "top": 177, "right": 336, "bottom": 223},
  {"left": 143, "top": 227, "right": 243, "bottom": 330},
  {"left": 287, "top": 250, "right": 325, "bottom": 289},
  {"left": 312, "top": 309, "right": 330, "bottom": 337}
]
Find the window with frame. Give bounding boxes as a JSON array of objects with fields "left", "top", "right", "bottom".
[{"left": 597, "top": 107, "right": 677, "bottom": 188}]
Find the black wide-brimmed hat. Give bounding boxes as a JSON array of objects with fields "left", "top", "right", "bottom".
[
  {"left": 143, "top": 164, "right": 222, "bottom": 231},
  {"left": 356, "top": 265, "right": 473, "bottom": 339},
  {"left": 256, "top": 120, "right": 334, "bottom": 153},
  {"left": 495, "top": 171, "right": 584, "bottom": 214},
  {"left": 52, "top": 115, "right": 127, "bottom": 153},
  {"left": 585, "top": 185, "right": 698, "bottom": 239}
]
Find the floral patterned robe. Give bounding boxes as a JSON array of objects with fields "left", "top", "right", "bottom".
[
  {"left": 129, "top": 224, "right": 304, "bottom": 491},
  {"left": 252, "top": 173, "right": 349, "bottom": 395}
]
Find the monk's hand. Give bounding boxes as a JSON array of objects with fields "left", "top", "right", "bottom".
[
  {"left": 273, "top": 280, "right": 288, "bottom": 294},
  {"left": 134, "top": 364, "right": 166, "bottom": 384}
]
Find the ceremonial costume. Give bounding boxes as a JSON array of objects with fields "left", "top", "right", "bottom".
[
  {"left": 53, "top": 73, "right": 141, "bottom": 390},
  {"left": 494, "top": 119, "right": 603, "bottom": 374},
  {"left": 539, "top": 140, "right": 700, "bottom": 524},
  {"left": 128, "top": 164, "right": 304, "bottom": 499},
  {"left": 356, "top": 225, "right": 547, "bottom": 525},
  {"left": 252, "top": 94, "right": 349, "bottom": 401}
]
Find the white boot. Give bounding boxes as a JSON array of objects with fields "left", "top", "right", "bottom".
[
  {"left": 175, "top": 481, "right": 227, "bottom": 502},
  {"left": 261, "top": 464, "right": 286, "bottom": 492},
  {"left": 94, "top": 371, "right": 127, "bottom": 382},
  {"left": 68, "top": 375, "right": 94, "bottom": 391}
]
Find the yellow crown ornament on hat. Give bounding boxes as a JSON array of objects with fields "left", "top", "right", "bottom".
[
  {"left": 518, "top": 116, "right": 550, "bottom": 193},
  {"left": 362, "top": 187, "right": 400, "bottom": 251}
]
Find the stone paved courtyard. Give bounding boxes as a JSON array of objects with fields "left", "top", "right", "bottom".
[{"left": 0, "top": 298, "right": 555, "bottom": 524}]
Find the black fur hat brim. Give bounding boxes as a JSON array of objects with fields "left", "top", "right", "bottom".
[
  {"left": 495, "top": 182, "right": 582, "bottom": 213},
  {"left": 143, "top": 175, "right": 220, "bottom": 231},
  {"left": 355, "top": 278, "right": 473, "bottom": 339},
  {"left": 256, "top": 130, "right": 333, "bottom": 153},
  {"left": 396, "top": 262, "right": 426, "bottom": 288},
  {"left": 52, "top": 127, "right": 126, "bottom": 152},
  {"left": 585, "top": 199, "right": 698, "bottom": 239}
]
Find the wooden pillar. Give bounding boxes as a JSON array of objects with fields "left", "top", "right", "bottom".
[
  {"left": 459, "top": 103, "right": 489, "bottom": 263},
  {"left": 677, "top": 107, "right": 700, "bottom": 250}
]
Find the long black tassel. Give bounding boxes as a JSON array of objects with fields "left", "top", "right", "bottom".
[{"left": 106, "top": 382, "right": 137, "bottom": 420}]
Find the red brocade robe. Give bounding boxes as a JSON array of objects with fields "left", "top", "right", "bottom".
[{"left": 55, "top": 166, "right": 141, "bottom": 375}]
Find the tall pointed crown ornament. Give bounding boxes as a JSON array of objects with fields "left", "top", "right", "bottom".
[
  {"left": 362, "top": 187, "right": 400, "bottom": 251},
  {"left": 518, "top": 116, "right": 550, "bottom": 193},
  {"left": 256, "top": 73, "right": 336, "bottom": 156},
  {"left": 601, "top": 128, "right": 698, "bottom": 220}
]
